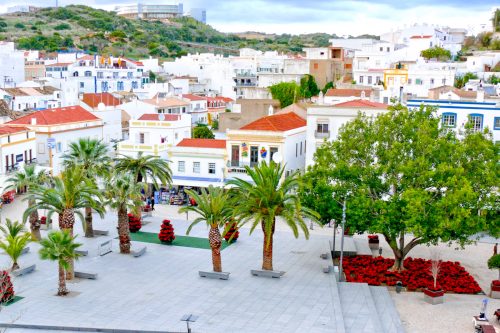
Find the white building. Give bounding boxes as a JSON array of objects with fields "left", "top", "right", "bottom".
[
  {"left": 181, "top": 94, "right": 208, "bottom": 125},
  {"left": 0, "top": 86, "right": 62, "bottom": 111},
  {"left": 115, "top": 3, "right": 183, "bottom": 20},
  {"left": 0, "top": 42, "right": 25, "bottom": 87},
  {"left": 6, "top": 106, "right": 104, "bottom": 175},
  {"left": 306, "top": 100, "right": 390, "bottom": 166},
  {"left": 117, "top": 113, "right": 191, "bottom": 159},
  {"left": 80, "top": 93, "right": 124, "bottom": 144},
  {"left": 119, "top": 97, "right": 191, "bottom": 121},
  {"left": 406, "top": 98, "right": 500, "bottom": 142},
  {"left": 226, "top": 111, "right": 307, "bottom": 182},
  {"left": 186, "top": 8, "right": 207, "bottom": 23},
  {"left": 169, "top": 138, "right": 227, "bottom": 188}
]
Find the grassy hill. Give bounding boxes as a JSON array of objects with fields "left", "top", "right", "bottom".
[{"left": 0, "top": 5, "right": 350, "bottom": 60}]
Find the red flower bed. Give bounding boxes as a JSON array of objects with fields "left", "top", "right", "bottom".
[
  {"left": 343, "top": 256, "right": 482, "bottom": 294},
  {"left": 40, "top": 216, "right": 47, "bottom": 224},
  {"left": 224, "top": 222, "right": 239, "bottom": 243},
  {"left": 492, "top": 280, "right": 500, "bottom": 292},
  {"left": 128, "top": 214, "right": 142, "bottom": 233},
  {"left": 0, "top": 271, "right": 14, "bottom": 304},
  {"left": 158, "top": 219, "right": 175, "bottom": 243}
]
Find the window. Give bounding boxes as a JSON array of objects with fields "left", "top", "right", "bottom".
[
  {"left": 408, "top": 78, "right": 412, "bottom": 84},
  {"left": 113, "top": 72, "right": 118, "bottom": 79},
  {"left": 379, "top": 47, "right": 383, "bottom": 51},
  {"left": 386, "top": 47, "right": 390, "bottom": 52},
  {"left": 250, "top": 146, "right": 258, "bottom": 166},
  {"left": 97, "top": 72, "right": 103, "bottom": 79},
  {"left": 132, "top": 81, "right": 138, "bottom": 89},
  {"left": 193, "top": 162, "right": 200, "bottom": 173},
  {"left": 139, "top": 133, "right": 145, "bottom": 144},
  {"left": 208, "top": 163, "right": 216, "bottom": 174},
  {"left": 442, "top": 113, "right": 457, "bottom": 127},
  {"left": 270, "top": 147, "right": 278, "bottom": 162},
  {"left": 178, "top": 161, "right": 185, "bottom": 172},
  {"left": 80, "top": 82, "right": 84, "bottom": 88},
  {"left": 367, "top": 76, "right": 372, "bottom": 84},
  {"left": 316, "top": 123, "right": 329, "bottom": 133},
  {"left": 300, "top": 141, "right": 303, "bottom": 155},
  {"left": 442, "top": 78, "right": 446, "bottom": 85},
  {"left": 415, "top": 79, "right": 423, "bottom": 85},
  {"left": 313, "top": 63, "right": 318, "bottom": 69},
  {"left": 494, "top": 117, "right": 500, "bottom": 130},
  {"left": 56, "top": 142, "right": 62, "bottom": 152},
  {"left": 117, "top": 81, "right": 124, "bottom": 91},
  {"left": 101, "top": 81, "right": 108, "bottom": 92},
  {"left": 37, "top": 143, "right": 45, "bottom": 154},
  {"left": 84, "top": 71, "right": 92, "bottom": 77},
  {"left": 127, "top": 72, "right": 133, "bottom": 79},
  {"left": 430, "top": 78, "right": 435, "bottom": 85},
  {"left": 359, "top": 76, "right": 364, "bottom": 83},
  {"left": 296, "top": 143, "right": 298, "bottom": 157},
  {"left": 469, "top": 114, "right": 483, "bottom": 132},
  {"left": 376, "top": 76, "right": 381, "bottom": 84}
]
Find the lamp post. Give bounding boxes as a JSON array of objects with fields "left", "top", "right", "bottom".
[
  {"left": 338, "top": 198, "right": 347, "bottom": 282},
  {"left": 331, "top": 219, "right": 336, "bottom": 261}
]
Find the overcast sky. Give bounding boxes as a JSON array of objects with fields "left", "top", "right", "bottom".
[{"left": 0, "top": 0, "right": 497, "bottom": 36}]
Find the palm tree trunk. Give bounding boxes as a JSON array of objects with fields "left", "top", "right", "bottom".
[
  {"left": 11, "top": 261, "right": 19, "bottom": 271},
  {"left": 84, "top": 206, "right": 94, "bottom": 238},
  {"left": 28, "top": 198, "right": 41, "bottom": 241},
  {"left": 57, "top": 263, "right": 68, "bottom": 296},
  {"left": 262, "top": 220, "right": 275, "bottom": 271},
  {"left": 209, "top": 226, "right": 222, "bottom": 272},
  {"left": 60, "top": 209, "right": 75, "bottom": 280},
  {"left": 117, "top": 206, "right": 131, "bottom": 254}
]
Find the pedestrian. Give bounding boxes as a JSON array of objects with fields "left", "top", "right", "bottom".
[
  {"left": 150, "top": 195, "right": 155, "bottom": 211},
  {"left": 494, "top": 243, "right": 498, "bottom": 256}
]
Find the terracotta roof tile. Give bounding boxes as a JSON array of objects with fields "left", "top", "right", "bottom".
[
  {"left": 138, "top": 114, "right": 180, "bottom": 121},
  {"left": 333, "top": 99, "right": 388, "bottom": 108},
  {"left": 82, "top": 93, "right": 121, "bottom": 108},
  {"left": 181, "top": 94, "right": 207, "bottom": 101},
  {"left": 177, "top": 138, "right": 226, "bottom": 149},
  {"left": 325, "top": 88, "right": 372, "bottom": 97},
  {"left": 7, "top": 106, "right": 101, "bottom": 126},
  {"left": 142, "top": 98, "right": 190, "bottom": 108},
  {"left": 0, "top": 126, "right": 30, "bottom": 135},
  {"left": 240, "top": 112, "right": 306, "bottom": 131}
]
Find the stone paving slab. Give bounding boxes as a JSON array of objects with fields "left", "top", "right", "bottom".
[{"left": 369, "top": 286, "right": 405, "bottom": 333}]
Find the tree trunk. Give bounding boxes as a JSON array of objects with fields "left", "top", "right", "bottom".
[
  {"left": 117, "top": 206, "right": 131, "bottom": 254},
  {"left": 28, "top": 198, "right": 41, "bottom": 241},
  {"left": 84, "top": 207, "right": 94, "bottom": 238},
  {"left": 261, "top": 220, "right": 275, "bottom": 271},
  {"left": 60, "top": 209, "right": 75, "bottom": 280},
  {"left": 11, "top": 261, "right": 19, "bottom": 271},
  {"left": 209, "top": 226, "right": 222, "bottom": 272},
  {"left": 385, "top": 233, "right": 422, "bottom": 272},
  {"left": 57, "top": 263, "right": 68, "bottom": 296}
]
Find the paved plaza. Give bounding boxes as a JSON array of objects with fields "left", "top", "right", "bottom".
[{"left": 0, "top": 197, "right": 499, "bottom": 333}]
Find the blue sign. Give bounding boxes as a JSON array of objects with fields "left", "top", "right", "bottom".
[
  {"left": 16, "top": 154, "right": 23, "bottom": 163},
  {"left": 47, "top": 138, "right": 56, "bottom": 149}
]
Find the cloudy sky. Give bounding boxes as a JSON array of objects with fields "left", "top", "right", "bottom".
[{"left": 0, "top": 0, "right": 497, "bottom": 36}]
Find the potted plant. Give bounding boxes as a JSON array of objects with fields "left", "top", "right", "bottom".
[
  {"left": 158, "top": 219, "right": 175, "bottom": 243},
  {"left": 424, "top": 251, "right": 444, "bottom": 304},
  {"left": 488, "top": 254, "right": 500, "bottom": 299},
  {"left": 368, "top": 235, "right": 379, "bottom": 250}
]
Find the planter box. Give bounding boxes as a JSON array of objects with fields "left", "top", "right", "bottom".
[
  {"left": 490, "top": 282, "right": 500, "bottom": 299},
  {"left": 423, "top": 288, "right": 444, "bottom": 304}
]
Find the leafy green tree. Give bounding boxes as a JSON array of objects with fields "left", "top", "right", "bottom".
[
  {"left": 104, "top": 173, "right": 143, "bottom": 254},
  {"left": 420, "top": 46, "right": 451, "bottom": 60},
  {"left": 179, "top": 186, "right": 233, "bottom": 272},
  {"left": 300, "top": 75, "right": 320, "bottom": 99},
  {"left": 0, "top": 220, "right": 32, "bottom": 271},
  {"left": 62, "top": 138, "right": 110, "bottom": 238},
  {"left": 321, "top": 81, "right": 334, "bottom": 95},
  {"left": 454, "top": 72, "right": 478, "bottom": 88},
  {"left": 488, "top": 254, "right": 500, "bottom": 280},
  {"left": 193, "top": 125, "right": 215, "bottom": 139},
  {"left": 298, "top": 173, "right": 341, "bottom": 225},
  {"left": 211, "top": 119, "right": 219, "bottom": 130},
  {"left": 306, "top": 104, "right": 499, "bottom": 271},
  {"left": 7, "top": 164, "right": 48, "bottom": 240},
  {"left": 229, "top": 162, "right": 320, "bottom": 271},
  {"left": 39, "top": 231, "right": 82, "bottom": 296},
  {"left": 489, "top": 74, "right": 499, "bottom": 85},
  {"left": 269, "top": 82, "right": 302, "bottom": 108}
]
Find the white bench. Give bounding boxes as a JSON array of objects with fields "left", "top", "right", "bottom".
[
  {"left": 11, "top": 264, "right": 36, "bottom": 277},
  {"left": 199, "top": 271, "right": 230, "bottom": 280},
  {"left": 75, "top": 271, "right": 98, "bottom": 280},
  {"left": 251, "top": 269, "right": 285, "bottom": 278},
  {"left": 131, "top": 246, "right": 147, "bottom": 257},
  {"left": 93, "top": 230, "right": 109, "bottom": 236},
  {"left": 98, "top": 240, "right": 112, "bottom": 256},
  {"left": 75, "top": 250, "right": 88, "bottom": 256}
]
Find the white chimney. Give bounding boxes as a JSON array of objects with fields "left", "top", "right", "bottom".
[
  {"left": 31, "top": 118, "right": 36, "bottom": 125},
  {"left": 317, "top": 91, "right": 324, "bottom": 105},
  {"left": 477, "top": 89, "right": 484, "bottom": 103},
  {"left": 268, "top": 105, "right": 274, "bottom": 116}
]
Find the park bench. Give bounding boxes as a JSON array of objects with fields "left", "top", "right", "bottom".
[
  {"left": 93, "top": 229, "right": 109, "bottom": 236},
  {"left": 74, "top": 271, "right": 98, "bottom": 280},
  {"left": 251, "top": 269, "right": 285, "bottom": 278},
  {"left": 98, "top": 240, "right": 112, "bottom": 256},
  {"left": 199, "top": 271, "right": 230, "bottom": 280},
  {"left": 11, "top": 264, "right": 36, "bottom": 277},
  {"left": 131, "top": 246, "right": 147, "bottom": 258}
]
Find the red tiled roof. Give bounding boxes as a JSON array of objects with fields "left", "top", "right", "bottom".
[
  {"left": 181, "top": 94, "right": 207, "bottom": 101},
  {"left": 77, "top": 55, "right": 94, "bottom": 61},
  {"left": 176, "top": 138, "right": 226, "bottom": 149},
  {"left": 410, "top": 35, "right": 432, "bottom": 39},
  {"left": 240, "top": 112, "right": 306, "bottom": 131},
  {"left": 206, "top": 96, "right": 234, "bottom": 103},
  {"left": 7, "top": 106, "right": 101, "bottom": 126},
  {"left": 138, "top": 114, "right": 180, "bottom": 121},
  {"left": 0, "top": 126, "right": 30, "bottom": 135},
  {"left": 325, "top": 89, "right": 371, "bottom": 97},
  {"left": 82, "top": 93, "right": 121, "bottom": 108},
  {"left": 333, "top": 99, "right": 388, "bottom": 108}
]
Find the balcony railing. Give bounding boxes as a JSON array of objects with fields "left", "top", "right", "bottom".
[
  {"left": 234, "top": 82, "right": 257, "bottom": 87},
  {"left": 227, "top": 161, "right": 257, "bottom": 173},
  {"left": 315, "top": 130, "right": 330, "bottom": 139}
]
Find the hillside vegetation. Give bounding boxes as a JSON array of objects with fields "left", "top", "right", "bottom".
[{"left": 0, "top": 5, "right": 362, "bottom": 60}]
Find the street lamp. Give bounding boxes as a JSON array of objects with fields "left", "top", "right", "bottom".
[
  {"left": 181, "top": 314, "right": 198, "bottom": 333},
  {"left": 338, "top": 198, "right": 347, "bottom": 282}
]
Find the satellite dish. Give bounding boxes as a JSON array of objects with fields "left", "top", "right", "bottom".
[
  {"left": 97, "top": 102, "right": 105, "bottom": 111},
  {"left": 158, "top": 114, "right": 165, "bottom": 121},
  {"left": 272, "top": 152, "right": 282, "bottom": 163}
]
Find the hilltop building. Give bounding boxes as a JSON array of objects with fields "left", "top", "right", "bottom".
[{"left": 115, "top": 3, "right": 184, "bottom": 20}]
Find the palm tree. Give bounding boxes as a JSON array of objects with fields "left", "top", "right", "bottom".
[
  {"left": 0, "top": 219, "right": 32, "bottom": 271},
  {"left": 24, "top": 166, "right": 104, "bottom": 279},
  {"left": 229, "top": 162, "right": 319, "bottom": 271},
  {"left": 115, "top": 152, "right": 172, "bottom": 211},
  {"left": 6, "top": 164, "right": 48, "bottom": 240},
  {"left": 62, "top": 138, "right": 110, "bottom": 238},
  {"left": 104, "top": 173, "right": 143, "bottom": 254},
  {"left": 179, "top": 186, "right": 233, "bottom": 272},
  {"left": 39, "top": 230, "right": 81, "bottom": 296}
]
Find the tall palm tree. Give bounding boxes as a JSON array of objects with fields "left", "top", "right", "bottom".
[
  {"left": 39, "top": 230, "right": 82, "bottom": 296},
  {"left": 179, "top": 186, "right": 233, "bottom": 272},
  {"left": 115, "top": 152, "right": 172, "bottom": 211},
  {"left": 6, "top": 164, "right": 48, "bottom": 240},
  {"left": 62, "top": 138, "right": 110, "bottom": 238},
  {"left": 229, "top": 162, "right": 319, "bottom": 271},
  {"left": 0, "top": 219, "right": 32, "bottom": 270},
  {"left": 24, "top": 166, "right": 104, "bottom": 279},
  {"left": 104, "top": 173, "right": 143, "bottom": 254}
]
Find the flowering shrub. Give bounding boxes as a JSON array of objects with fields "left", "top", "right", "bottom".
[
  {"left": 0, "top": 271, "right": 14, "bottom": 304},
  {"left": 40, "top": 216, "right": 47, "bottom": 224},
  {"left": 343, "top": 256, "right": 482, "bottom": 294},
  {"left": 158, "top": 219, "right": 175, "bottom": 243},
  {"left": 128, "top": 214, "right": 142, "bottom": 233},
  {"left": 142, "top": 205, "right": 151, "bottom": 212},
  {"left": 224, "top": 222, "right": 239, "bottom": 243}
]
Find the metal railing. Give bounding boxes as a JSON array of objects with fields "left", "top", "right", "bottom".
[{"left": 315, "top": 130, "right": 330, "bottom": 139}]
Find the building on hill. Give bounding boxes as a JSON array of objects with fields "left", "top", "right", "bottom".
[
  {"left": 206, "top": 96, "right": 234, "bottom": 125},
  {"left": 6, "top": 106, "right": 103, "bottom": 175},
  {"left": 0, "top": 42, "right": 26, "bottom": 88},
  {"left": 80, "top": 93, "right": 124, "bottom": 145},
  {"left": 115, "top": 3, "right": 184, "bottom": 20},
  {"left": 0, "top": 86, "right": 61, "bottom": 111},
  {"left": 218, "top": 99, "right": 280, "bottom": 132},
  {"left": 186, "top": 8, "right": 207, "bottom": 23},
  {"left": 181, "top": 94, "right": 208, "bottom": 125},
  {"left": 119, "top": 97, "right": 192, "bottom": 122},
  {"left": 427, "top": 85, "right": 489, "bottom": 101}
]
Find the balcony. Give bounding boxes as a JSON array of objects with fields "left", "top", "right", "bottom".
[
  {"left": 227, "top": 161, "right": 256, "bottom": 174},
  {"left": 234, "top": 82, "right": 257, "bottom": 87},
  {"left": 315, "top": 130, "right": 330, "bottom": 139},
  {"left": 117, "top": 142, "right": 169, "bottom": 156},
  {"left": 234, "top": 73, "right": 256, "bottom": 78}
]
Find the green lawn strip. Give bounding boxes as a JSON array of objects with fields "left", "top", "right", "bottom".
[
  {"left": 128, "top": 231, "right": 232, "bottom": 250},
  {"left": 2, "top": 295, "right": 24, "bottom": 306}
]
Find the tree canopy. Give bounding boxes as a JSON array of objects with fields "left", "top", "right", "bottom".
[
  {"left": 454, "top": 72, "right": 478, "bottom": 89},
  {"left": 193, "top": 125, "right": 215, "bottom": 139},
  {"left": 268, "top": 81, "right": 302, "bottom": 108},
  {"left": 300, "top": 75, "right": 320, "bottom": 99},
  {"left": 420, "top": 46, "right": 451, "bottom": 61},
  {"left": 303, "top": 104, "right": 499, "bottom": 271}
]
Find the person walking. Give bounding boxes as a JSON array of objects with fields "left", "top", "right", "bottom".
[{"left": 150, "top": 195, "right": 155, "bottom": 211}]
